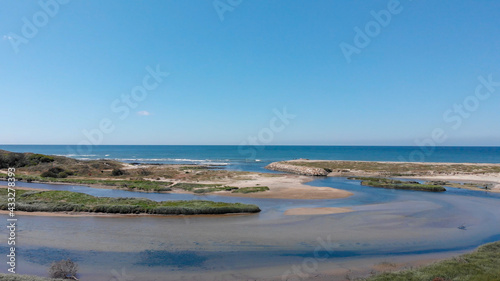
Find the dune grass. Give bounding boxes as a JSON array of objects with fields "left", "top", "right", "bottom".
[
  {"left": 349, "top": 177, "right": 446, "bottom": 192},
  {"left": 365, "top": 241, "right": 500, "bottom": 281},
  {"left": 0, "top": 189, "right": 260, "bottom": 215}
]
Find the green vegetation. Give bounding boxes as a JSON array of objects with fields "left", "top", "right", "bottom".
[
  {"left": 0, "top": 273, "right": 64, "bottom": 281},
  {"left": 49, "top": 259, "right": 78, "bottom": 279},
  {"left": 170, "top": 182, "right": 269, "bottom": 194},
  {"left": 232, "top": 186, "right": 270, "bottom": 193},
  {"left": 284, "top": 161, "right": 500, "bottom": 176},
  {"left": 365, "top": 241, "right": 500, "bottom": 281},
  {"left": 171, "top": 182, "right": 224, "bottom": 191},
  {"left": 0, "top": 150, "right": 75, "bottom": 169},
  {"left": 111, "top": 168, "right": 125, "bottom": 176},
  {"left": 0, "top": 150, "right": 268, "bottom": 195},
  {"left": 0, "top": 189, "right": 261, "bottom": 215},
  {"left": 28, "top": 153, "right": 55, "bottom": 164},
  {"left": 193, "top": 186, "right": 239, "bottom": 194},
  {"left": 349, "top": 177, "right": 446, "bottom": 192},
  {"left": 0, "top": 175, "right": 173, "bottom": 192},
  {"left": 40, "top": 167, "right": 74, "bottom": 178}
]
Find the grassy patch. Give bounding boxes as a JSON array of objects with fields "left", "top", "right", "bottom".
[
  {"left": 365, "top": 241, "right": 500, "bottom": 281},
  {"left": 2, "top": 175, "right": 172, "bottom": 192},
  {"left": 171, "top": 183, "right": 269, "bottom": 194},
  {"left": 193, "top": 186, "right": 239, "bottom": 194},
  {"left": 232, "top": 186, "right": 270, "bottom": 194},
  {"left": 0, "top": 273, "right": 64, "bottom": 281},
  {"left": 0, "top": 189, "right": 260, "bottom": 215},
  {"left": 171, "top": 182, "right": 223, "bottom": 191},
  {"left": 285, "top": 161, "right": 500, "bottom": 175},
  {"left": 349, "top": 177, "right": 446, "bottom": 192}
]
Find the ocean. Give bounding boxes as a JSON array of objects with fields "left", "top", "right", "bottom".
[{"left": 1, "top": 145, "right": 500, "bottom": 172}]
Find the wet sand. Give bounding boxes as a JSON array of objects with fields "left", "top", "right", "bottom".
[{"left": 284, "top": 207, "right": 353, "bottom": 215}]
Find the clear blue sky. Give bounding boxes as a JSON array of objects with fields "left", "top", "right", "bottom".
[{"left": 1, "top": 0, "right": 500, "bottom": 145}]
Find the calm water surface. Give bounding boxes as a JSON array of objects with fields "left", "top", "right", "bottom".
[{"left": 2, "top": 178, "right": 500, "bottom": 280}]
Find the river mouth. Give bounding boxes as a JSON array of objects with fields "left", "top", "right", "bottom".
[{"left": 2, "top": 177, "right": 500, "bottom": 280}]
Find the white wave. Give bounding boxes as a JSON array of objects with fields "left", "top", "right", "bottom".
[
  {"left": 111, "top": 158, "right": 229, "bottom": 165},
  {"left": 56, "top": 154, "right": 97, "bottom": 157}
]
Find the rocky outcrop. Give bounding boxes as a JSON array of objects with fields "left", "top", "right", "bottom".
[{"left": 265, "top": 162, "right": 330, "bottom": 176}]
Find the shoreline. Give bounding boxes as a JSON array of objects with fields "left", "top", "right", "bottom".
[
  {"left": 0, "top": 209, "right": 256, "bottom": 218},
  {"left": 1, "top": 173, "right": 354, "bottom": 200},
  {"left": 267, "top": 160, "right": 500, "bottom": 193}
]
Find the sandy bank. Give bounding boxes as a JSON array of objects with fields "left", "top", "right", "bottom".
[
  {"left": 284, "top": 207, "right": 353, "bottom": 215},
  {"left": 201, "top": 173, "right": 353, "bottom": 199}
]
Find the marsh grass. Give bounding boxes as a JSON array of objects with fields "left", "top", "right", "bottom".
[
  {"left": 0, "top": 174, "right": 172, "bottom": 192},
  {"left": 288, "top": 161, "right": 500, "bottom": 175},
  {"left": 365, "top": 241, "right": 500, "bottom": 281},
  {"left": 348, "top": 177, "right": 446, "bottom": 192},
  {"left": 0, "top": 274, "right": 64, "bottom": 281},
  {"left": 0, "top": 189, "right": 261, "bottom": 215},
  {"left": 170, "top": 182, "right": 223, "bottom": 191},
  {"left": 232, "top": 186, "right": 270, "bottom": 193}
]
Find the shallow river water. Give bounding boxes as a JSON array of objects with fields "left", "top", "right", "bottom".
[{"left": 1, "top": 178, "right": 500, "bottom": 280}]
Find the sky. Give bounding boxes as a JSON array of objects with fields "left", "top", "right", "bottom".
[{"left": 1, "top": 0, "right": 500, "bottom": 146}]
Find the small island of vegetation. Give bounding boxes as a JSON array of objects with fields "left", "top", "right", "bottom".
[
  {"left": 349, "top": 177, "right": 447, "bottom": 192},
  {"left": 0, "top": 189, "right": 261, "bottom": 215}
]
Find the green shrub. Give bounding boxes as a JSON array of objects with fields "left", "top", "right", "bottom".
[
  {"left": 111, "top": 168, "right": 125, "bottom": 176},
  {"left": 48, "top": 259, "right": 78, "bottom": 279},
  {"left": 40, "top": 167, "right": 73, "bottom": 178},
  {"left": 0, "top": 152, "right": 28, "bottom": 168},
  {"left": 28, "top": 154, "right": 55, "bottom": 165}
]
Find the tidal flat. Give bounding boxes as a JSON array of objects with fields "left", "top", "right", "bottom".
[{"left": 2, "top": 176, "right": 500, "bottom": 280}]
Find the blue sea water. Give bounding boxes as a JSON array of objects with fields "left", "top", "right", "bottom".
[{"left": 1, "top": 145, "right": 499, "bottom": 172}]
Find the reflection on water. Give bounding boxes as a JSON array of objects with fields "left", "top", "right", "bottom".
[{"left": 2, "top": 177, "right": 500, "bottom": 280}]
